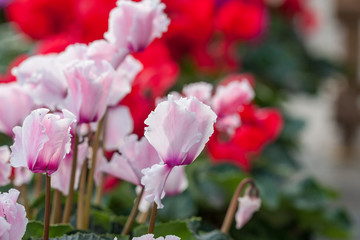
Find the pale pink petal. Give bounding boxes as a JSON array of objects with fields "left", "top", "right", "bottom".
[
  {"left": 132, "top": 234, "right": 155, "bottom": 240},
  {"left": 108, "top": 55, "right": 142, "bottom": 106},
  {"left": 212, "top": 80, "right": 254, "bottom": 116},
  {"left": 10, "top": 108, "right": 50, "bottom": 171},
  {"left": 0, "top": 189, "right": 28, "bottom": 240},
  {"left": 182, "top": 82, "right": 213, "bottom": 104},
  {"left": 164, "top": 236, "right": 181, "bottom": 240},
  {"left": 51, "top": 140, "right": 89, "bottom": 195},
  {"left": 36, "top": 109, "right": 76, "bottom": 175},
  {"left": 104, "top": 106, "right": 133, "bottom": 150},
  {"left": 0, "top": 217, "right": 11, "bottom": 239},
  {"left": 87, "top": 40, "right": 128, "bottom": 68},
  {"left": 13, "top": 167, "right": 33, "bottom": 187},
  {"left": 0, "top": 146, "right": 11, "bottom": 187},
  {"left": 104, "top": 0, "right": 170, "bottom": 52},
  {"left": 12, "top": 54, "right": 67, "bottom": 108},
  {"left": 175, "top": 97, "right": 217, "bottom": 164},
  {"left": 96, "top": 149, "right": 139, "bottom": 186},
  {"left": 63, "top": 60, "right": 115, "bottom": 123},
  {"left": 141, "top": 163, "right": 172, "bottom": 208},
  {"left": 0, "top": 83, "right": 34, "bottom": 136},
  {"left": 57, "top": 43, "right": 88, "bottom": 65},
  {"left": 120, "top": 135, "right": 161, "bottom": 179},
  {"left": 164, "top": 166, "right": 188, "bottom": 196},
  {"left": 144, "top": 96, "right": 202, "bottom": 166},
  {"left": 235, "top": 196, "right": 261, "bottom": 229}
]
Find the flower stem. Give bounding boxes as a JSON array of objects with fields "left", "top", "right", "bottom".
[
  {"left": 43, "top": 174, "right": 51, "bottom": 240},
  {"left": 147, "top": 202, "right": 158, "bottom": 234},
  {"left": 35, "top": 174, "right": 43, "bottom": 198},
  {"left": 62, "top": 131, "right": 79, "bottom": 223},
  {"left": 51, "top": 190, "right": 62, "bottom": 224},
  {"left": 122, "top": 187, "right": 145, "bottom": 235},
  {"left": 77, "top": 159, "right": 88, "bottom": 229},
  {"left": 94, "top": 174, "right": 104, "bottom": 206},
  {"left": 137, "top": 210, "right": 149, "bottom": 224},
  {"left": 220, "top": 178, "right": 256, "bottom": 234},
  {"left": 83, "top": 116, "right": 105, "bottom": 229}
]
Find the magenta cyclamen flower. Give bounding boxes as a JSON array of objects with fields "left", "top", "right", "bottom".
[
  {"left": 105, "top": 0, "right": 170, "bottom": 52},
  {"left": 235, "top": 195, "right": 261, "bottom": 229},
  {"left": 141, "top": 96, "right": 216, "bottom": 208},
  {"left": 0, "top": 189, "right": 28, "bottom": 240},
  {"left": 10, "top": 108, "right": 76, "bottom": 175}
]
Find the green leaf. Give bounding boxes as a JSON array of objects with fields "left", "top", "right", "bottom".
[
  {"left": 23, "top": 221, "right": 73, "bottom": 239},
  {"left": 0, "top": 132, "right": 12, "bottom": 146},
  {"left": 133, "top": 218, "right": 200, "bottom": 239}
]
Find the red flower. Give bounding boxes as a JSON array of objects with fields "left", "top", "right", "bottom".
[
  {"left": 208, "top": 104, "right": 283, "bottom": 171},
  {"left": 6, "top": 0, "right": 76, "bottom": 40},
  {"left": 132, "top": 40, "right": 179, "bottom": 98},
  {"left": 215, "top": 0, "right": 267, "bottom": 41}
]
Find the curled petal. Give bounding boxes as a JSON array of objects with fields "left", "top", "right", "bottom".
[
  {"left": 0, "top": 189, "right": 28, "bottom": 240},
  {"left": 145, "top": 96, "right": 204, "bottom": 166},
  {"left": 141, "top": 163, "right": 173, "bottom": 208},
  {"left": 105, "top": 0, "right": 170, "bottom": 52}
]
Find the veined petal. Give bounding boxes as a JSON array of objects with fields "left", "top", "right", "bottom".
[{"left": 145, "top": 96, "right": 202, "bottom": 166}]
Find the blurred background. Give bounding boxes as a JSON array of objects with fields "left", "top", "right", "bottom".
[{"left": 1, "top": 0, "right": 360, "bottom": 239}]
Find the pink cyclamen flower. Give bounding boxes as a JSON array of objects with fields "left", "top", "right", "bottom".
[
  {"left": 0, "top": 146, "right": 11, "bottom": 187},
  {"left": 63, "top": 60, "right": 115, "bottom": 124},
  {"left": 235, "top": 195, "right": 261, "bottom": 229},
  {"left": 10, "top": 108, "right": 76, "bottom": 175},
  {"left": 0, "top": 189, "right": 28, "bottom": 240},
  {"left": 0, "top": 82, "right": 34, "bottom": 136},
  {"left": 132, "top": 234, "right": 180, "bottom": 240},
  {"left": 104, "top": 0, "right": 170, "bottom": 52},
  {"left": 12, "top": 167, "right": 33, "bottom": 187},
  {"left": 141, "top": 96, "right": 216, "bottom": 208}
]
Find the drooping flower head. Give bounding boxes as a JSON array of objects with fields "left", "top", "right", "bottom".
[
  {"left": 0, "top": 189, "right": 28, "bottom": 240},
  {"left": 10, "top": 108, "right": 76, "bottom": 175},
  {"left": 141, "top": 96, "right": 216, "bottom": 208},
  {"left": 235, "top": 195, "right": 261, "bottom": 229},
  {"left": 105, "top": 0, "right": 170, "bottom": 53}
]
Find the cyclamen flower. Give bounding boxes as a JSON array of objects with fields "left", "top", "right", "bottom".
[
  {"left": 0, "top": 146, "right": 11, "bottom": 186},
  {"left": 10, "top": 108, "right": 76, "bottom": 175},
  {"left": 0, "top": 189, "right": 28, "bottom": 240},
  {"left": 141, "top": 96, "right": 216, "bottom": 208},
  {"left": 105, "top": 0, "right": 170, "bottom": 52},
  {"left": 132, "top": 234, "right": 180, "bottom": 240},
  {"left": 63, "top": 60, "right": 115, "bottom": 123},
  {"left": 235, "top": 195, "right": 261, "bottom": 229}
]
